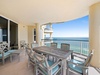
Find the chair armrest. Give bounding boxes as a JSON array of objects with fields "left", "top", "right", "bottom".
[
  {"left": 6, "top": 47, "right": 11, "bottom": 51},
  {"left": 72, "top": 53, "right": 87, "bottom": 60},
  {"left": 8, "top": 47, "right": 11, "bottom": 50},
  {"left": 49, "top": 60, "right": 61, "bottom": 70},
  {"left": 0, "top": 50, "right": 3, "bottom": 53},
  {"left": 67, "top": 60, "right": 88, "bottom": 69}
]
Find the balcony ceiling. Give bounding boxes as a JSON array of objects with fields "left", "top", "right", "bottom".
[{"left": 0, "top": 0, "right": 100, "bottom": 25}]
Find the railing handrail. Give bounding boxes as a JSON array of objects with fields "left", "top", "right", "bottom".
[{"left": 41, "top": 39, "right": 89, "bottom": 43}]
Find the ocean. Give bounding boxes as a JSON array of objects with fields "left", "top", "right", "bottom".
[{"left": 45, "top": 37, "right": 89, "bottom": 55}]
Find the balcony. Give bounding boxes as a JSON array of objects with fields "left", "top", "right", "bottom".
[
  {"left": 44, "top": 28, "right": 53, "bottom": 33},
  {"left": 41, "top": 38, "right": 53, "bottom": 43}
]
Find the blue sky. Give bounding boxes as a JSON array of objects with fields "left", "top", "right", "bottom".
[{"left": 52, "top": 15, "right": 89, "bottom": 37}]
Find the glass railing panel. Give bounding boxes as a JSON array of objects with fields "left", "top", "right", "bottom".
[
  {"left": 44, "top": 39, "right": 89, "bottom": 56},
  {"left": 81, "top": 42, "right": 89, "bottom": 55}
]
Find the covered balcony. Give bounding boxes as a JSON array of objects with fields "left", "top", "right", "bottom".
[{"left": 0, "top": 0, "right": 100, "bottom": 75}]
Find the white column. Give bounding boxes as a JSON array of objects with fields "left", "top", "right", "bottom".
[
  {"left": 50, "top": 33, "right": 52, "bottom": 39},
  {"left": 89, "top": 2, "right": 100, "bottom": 68},
  {"left": 41, "top": 26, "right": 45, "bottom": 46},
  {"left": 36, "top": 24, "right": 44, "bottom": 46},
  {"left": 8, "top": 20, "right": 10, "bottom": 48},
  {"left": 50, "top": 24, "right": 52, "bottom": 28}
]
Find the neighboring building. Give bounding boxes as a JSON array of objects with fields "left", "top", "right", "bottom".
[{"left": 41, "top": 23, "right": 53, "bottom": 45}]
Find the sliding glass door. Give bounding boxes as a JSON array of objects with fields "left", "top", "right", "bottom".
[
  {"left": 0, "top": 16, "right": 18, "bottom": 49},
  {"left": 10, "top": 21, "right": 18, "bottom": 49},
  {"left": 0, "top": 16, "right": 8, "bottom": 42}
]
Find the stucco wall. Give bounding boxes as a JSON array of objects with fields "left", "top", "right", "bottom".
[
  {"left": 18, "top": 24, "right": 28, "bottom": 48},
  {"left": 89, "top": 2, "right": 100, "bottom": 67}
]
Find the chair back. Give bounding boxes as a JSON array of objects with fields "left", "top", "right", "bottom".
[
  {"left": 0, "top": 43, "right": 8, "bottom": 52},
  {"left": 34, "top": 52, "right": 49, "bottom": 70},
  {"left": 61, "top": 43, "right": 70, "bottom": 50},
  {"left": 51, "top": 43, "right": 57, "bottom": 48},
  {"left": 2, "top": 42, "right": 9, "bottom": 52},
  {"left": 0, "top": 44, "right": 3, "bottom": 54},
  {"left": 34, "top": 52, "right": 61, "bottom": 75},
  {"left": 84, "top": 50, "right": 94, "bottom": 66},
  {"left": 24, "top": 43, "right": 29, "bottom": 49},
  {"left": 0, "top": 44, "right": 6, "bottom": 58},
  {"left": 20, "top": 40, "right": 26, "bottom": 48},
  {"left": 20, "top": 40, "right": 25, "bottom": 45},
  {"left": 31, "top": 43, "right": 39, "bottom": 48},
  {"left": 26, "top": 48, "right": 34, "bottom": 58}
]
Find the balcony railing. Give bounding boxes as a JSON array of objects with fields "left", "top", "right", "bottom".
[
  {"left": 42, "top": 39, "right": 89, "bottom": 56},
  {"left": 44, "top": 28, "right": 53, "bottom": 33}
]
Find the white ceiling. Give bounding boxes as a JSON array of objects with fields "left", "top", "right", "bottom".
[{"left": 0, "top": 0, "right": 100, "bottom": 25}]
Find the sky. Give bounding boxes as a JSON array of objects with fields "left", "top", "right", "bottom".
[{"left": 52, "top": 15, "right": 89, "bottom": 37}]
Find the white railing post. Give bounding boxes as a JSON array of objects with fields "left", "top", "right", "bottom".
[{"left": 80, "top": 41, "right": 82, "bottom": 54}]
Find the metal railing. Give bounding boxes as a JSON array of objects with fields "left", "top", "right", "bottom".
[{"left": 42, "top": 39, "right": 89, "bottom": 56}]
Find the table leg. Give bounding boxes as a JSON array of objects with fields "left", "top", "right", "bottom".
[
  {"left": 10, "top": 55, "right": 12, "bottom": 62},
  {"left": 62, "top": 59, "right": 67, "bottom": 75},
  {"left": 18, "top": 54, "right": 20, "bottom": 62},
  {"left": 71, "top": 52, "right": 73, "bottom": 59}
]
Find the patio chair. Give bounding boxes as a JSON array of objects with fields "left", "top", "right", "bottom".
[
  {"left": 20, "top": 40, "right": 26, "bottom": 49},
  {"left": 26, "top": 48, "right": 35, "bottom": 67},
  {"left": 0, "top": 44, "right": 11, "bottom": 64},
  {"left": 67, "top": 50, "right": 94, "bottom": 75},
  {"left": 2, "top": 42, "right": 17, "bottom": 54},
  {"left": 51, "top": 43, "right": 57, "bottom": 48},
  {"left": 61, "top": 43, "right": 70, "bottom": 50},
  {"left": 31, "top": 43, "right": 39, "bottom": 48},
  {"left": 48, "top": 43, "right": 57, "bottom": 61},
  {"left": 34, "top": 52, "right": 62, "bottom": 75}
]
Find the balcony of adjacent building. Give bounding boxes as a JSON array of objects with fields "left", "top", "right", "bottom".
[
  {"left": 43, "top": 24, "right": 53, "bottom": 33},
  {"left": 44, "top": 27, "right": 53, "bottom": 33}
]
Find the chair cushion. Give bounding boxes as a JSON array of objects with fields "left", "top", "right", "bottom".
[
  {"left": 0, "top": 52, "right": 11, "bottom": 58},
  {"left": 68, "top": 59, "right": 84, "bottom": 74},
  {"left": 39, "top": 60, "right": 59, "bottom": 75},
  {"left": 48, "top": 60, "right": 59, "bottom": 75},
  {"left": 7, "top": 50, "right": 16, "bottom": 53}
]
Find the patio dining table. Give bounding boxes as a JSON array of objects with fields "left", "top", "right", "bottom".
[{"left": 33, "top": 46, "right": 73, "bottom": 75}]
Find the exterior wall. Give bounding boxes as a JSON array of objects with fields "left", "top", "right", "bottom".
[
  {"left": 28, "top": 26, "right": 33, "bottom": 47},
  {"left": 89, "top": 2, "right": 100, "bottom": 67},
  {"left": 28, "top": 26, "right": 36, "bottom": 47},
  {"left": 18, "top": 24, "right": 44, "bottom": 48},
  {"left": 18, "top": 24, "right": 28, "bottom": 48}
]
